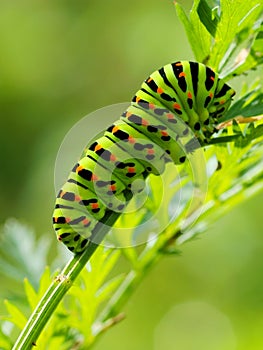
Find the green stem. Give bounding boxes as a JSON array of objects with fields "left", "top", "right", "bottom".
[
  {"left": 12, "top": 210, "right": 121, "bottom": 350},
  {"left": 97, "top": 170, "right": 263, "bottom": 328},
  {"left": 96, "top": 232, "right": 172, "bottom": 326},
  {"left": 97, "top": 259, "right": 159, "bottom": 324}
]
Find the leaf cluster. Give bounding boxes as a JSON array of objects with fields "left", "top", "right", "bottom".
[
  {"left": 1, "top": 1, "right": 263, "bottom": 349},
  {"left": 175, "top": 0, "right": 263, "bottom": 78}
]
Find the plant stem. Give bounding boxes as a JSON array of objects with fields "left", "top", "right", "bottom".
[
  {"left": 96, "top": 168, "right": 263, "bottom": 330},
  {"left": 96, "top": 258, "right": 160, "bottom": 325},
  {"left": 12, "top": 210, "right": 120, "bottom": 350},
  {"left": 96, "top": 228, "right": 175, "bottom": 327}
]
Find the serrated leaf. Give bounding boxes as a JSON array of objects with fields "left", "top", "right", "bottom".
[
  {"left": 232, "top": 119, "right": 244, "bottom": 135},
  {"left": 221, "top": 25, "right": 263, "bottom": 79},
  {"left": 0, "top": 326, "right": 13, "bottom": 350},
  {"left": 65, "top": 247, "right": 123, "bottom": 340},
  {"left": 92, "top": 249, "right": 121, "bottom": 289},
  {"left": 252, "top": 124, "right": 263, "bottom": 140},
  {"left": 111, "top": 207, "right": 146, "bottom": 254},
  {"left": 119, "top": 247, "right": 138, "bottom": 266},
  {"left": 96, "top": 275, "right": 124, "bottom": 304},
  {"left": 221, "top": 86, "right": 263, "bottom": 122},
  {"left": 3, "top": 301, "right": 27, "bottom": 330},
  {"left": 197, "top": 0, "right": 220, "bottom": 37},
  {"left": 38, "top": 266, "right": 53, "bottom": 299},
  {"left": 175, "top": 0, "right": 211, "bottom": 62},
  {"left": 0, "top": 219, "right": 51, "bottom": 289},
  {"left": 210, "top": 0, "right": 263, "bottom": 70},
  {"left": 24, "top": 278, "right": 38, "bottom": 310}
]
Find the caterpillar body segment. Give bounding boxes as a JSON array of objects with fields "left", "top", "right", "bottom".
[
  {"left": 86, "top": 136, "right": 146, "bottom": 190},
  {"left": 53, "top": 61, "right": 235, "bottom": 253},
  {"left": 121, "top": 106, "right": 187, "bottom": 164},
  {"left": 105, "top": 121, "right": 170, "bottom": 175}
]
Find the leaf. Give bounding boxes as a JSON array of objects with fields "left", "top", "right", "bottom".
[
  {"left": 222, "top": 91, "right": 263, "bottom": 121},
  {"left": 38, "top": 267, "right": 53, "bottom": 301},
  {"left": 110, "top": 206, "right": 147, "bottom": 257},
  {"left": 91, "top": 249, "right": 121, "bottom": 290},
  {"left": 23, "top": 268, "right": 52, "bottom": 312},
  {"left": 220, "top": 22, "right": 263, "bottom": 79},
  {"left": 251, "top": 124, "right": 263, "bottom": 140},
  {"left": 96, "top": 275, "right": 124, "bottom": 305},
  {"left": 0, "top": 326, "right": 13, "bottom": 350},
  {"left": 177, "top": 0, "right": 263, "bottom": 76},
  {"left": 3, "top": 301, "right": 27, "bottom": 330},
  {"left": 197, "top": 0, "right": 220, "bottom": 37},
  {"left": 0, "top": 219, "right": 51, "bottom": 290},
  {"left": 232, "top": 119, "right": 244, "bottom": 136},
  {"left": 210, "top": 0, "right": 263, "bottom": 70},
  {"left": 24, "top": 278, "right": 38, "bottom": 311},
  {"left": 175, "top": 0, "right": 211, "bottom": 62}
]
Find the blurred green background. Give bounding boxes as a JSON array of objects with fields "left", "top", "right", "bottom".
[{"left": 1, "top": 0, "right": 263, "bottom": 349}]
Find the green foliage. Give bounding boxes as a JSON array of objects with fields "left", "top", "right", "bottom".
[
  {"left": 1, "top": 245, "right": 126, "bottom": 349},
  {"left": 0, "top": 219, "right": 51, "bottom": 290},
  {"left": 1, "top": 0, "right": 263, "bottom": 349},
  {"left": 175, "top": 0, "right": 263, "bottom": 78},
  {"left": 223, "top": 84, "right": 263, "bottom": 121}
]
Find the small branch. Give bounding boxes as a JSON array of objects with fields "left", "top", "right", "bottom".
[
  {"left": 94, "top": 156, "right": 263, "bottom": 333},
  {"left": 12, "top": 210, "right": 121, "bottom": 350},
  {"left": 93, "top": 312, "right": 126, "bottom": 336},
  {"left": 96, "top": 232, "right": 170, "bottom": 325}
]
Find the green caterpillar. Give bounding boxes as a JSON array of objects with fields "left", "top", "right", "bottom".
[{"left": 53, "top": 61, "right": 235, "bottom": 253}]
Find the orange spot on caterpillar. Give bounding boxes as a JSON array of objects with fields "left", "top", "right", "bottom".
[
  {"left": 220, "top": 100, "right": 226, "bottom": 105},
  {"left": 82, "top": 218, "right": 90, "bottom": 226},
  {"left": 75, "top": 195, "right": 81, "bottom": 201},
  {"left": 147, "top": 77, "right": 153, "bottom": 83},
  {"left": 141, "top": 119, "right": 149, "bottom": 126},
  {"left": 126, "top": 111, "right": 132, "bottom": 118},
  {"left": 187, "top": 91, "right": 192, "bottom": 99},
  {"left": 60, "top": 191, "right": 66, "bottom": 198},
  {"left": 112, "top": 126, "right": 119, "bottom": 133},
  {"left": 91, "top": 203, "right": 99, "bottom": 209},
  {"left": 179, "top": 72, "right": 186, "bottom": 78},
  {"left": 76, "top": 165, "right": 84, "bottom": 173},
  {"left": 128, "top": 136, "right": 135, "bottom": 143},
  {"left": 94, "top": 144, "right": 102, "bottom": 152},
  {"left": 110, "top": 154, "right": 117, "bottom": 161},
  {"left": 109, "top": 184, "right": 116, "bottom": 192},
  {"left": 161, "top": 131, "right": 168, "bottom": 136},
  {"left": 210, "top": 76, "right": 215, "bottom": 81},
  {"left": 175, "top": 62, "right": 182, "bottom": 66},
  {"left": 149, "top": 103, "right": 155, "bottom": 110},
  {"left": 166, "top": 113, "right": 174, "bottom": 119},
  {"left": 91, "top": 174, "right": 99, "bottom": 181},
  {"left": 136, "top": 96, "right": 141, "bottom": 103},
  {"left": 128, "top": 167, "right": 135, "bottom": 173},
  {"left": 147, "top": 149, "right": 155, "bottom": 155},
  {"left": 66, "top": 217, "right": 71, "bottom": 223},
  {"left": 157, "top": 87, "right": 164, "bottom": 94},
  {"left": 173, "top": 102, "right": 181, "bottom": 110},
  {"left": 209, "top": 92, "right": 213, "bottom": 98},
  {"left": 54, "top": 217, "right": 58, "bottom": 223}
]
